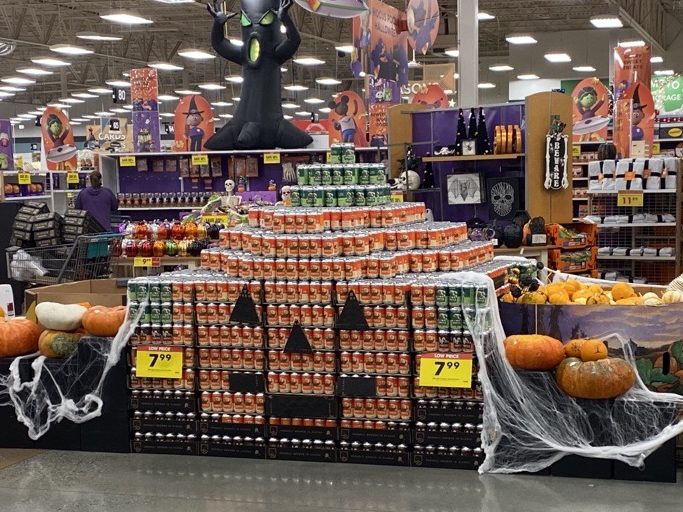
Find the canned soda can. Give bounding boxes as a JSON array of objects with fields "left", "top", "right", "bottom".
[
  {"left": 461, "top": 284, "right": 475, "bottom": 306},
  {"left": 297, "top": 165, "right": 309, "bottom": 186}
]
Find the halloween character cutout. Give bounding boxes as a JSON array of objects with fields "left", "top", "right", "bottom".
[
  {"left": 621, "top": 82, "right": 655, "bottom": 156},
  {"left": 630, "top": 85, "right": 647, "bottom": 141},
  {"left": 205, "top": 0, "right": 312, "bottom": 150},
  {"left": 174, "top": 95, "right": 215, "bottom": 152},
  {"left": 571, "top": 78, "right": 610, "bottom": 142},
  {"left": 407, "top": 0, "right": 440, "bottom": 55},
  {"left": 328, "top": 91, "right": 367, "bottom": 147},
  {"left": 40, "top": 107, "right": 77, "bottom": 171}
]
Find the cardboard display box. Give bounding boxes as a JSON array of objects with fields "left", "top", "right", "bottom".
[{"left": 24, "top": 278, "right": 128, "bottom": 311}]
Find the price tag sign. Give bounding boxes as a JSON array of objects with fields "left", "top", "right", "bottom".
[
  {"left": 66, "top": 172, "right": 79, "bottom": 184},
  {"left": 390, "top": 191, "right": 404, "bottom": 203},
  {"left": 652, "top": 142, "right": 661, "bottom": 155},
  {"left": 135, "top": 346, "right": 183, "bottom": 379},
  {"left": 202, "top": 214, "right": 229, "bottom": 224},
  {"left": 17, "top": 172, "right": 31, "bottom": 185},
  {"left": 326, "top": 151, "right": 332, "bottom": 163},
  {"left": 419, "top": 353, "right": 473, "bottom": 388},
  {"left": 191, "top": 154, "right": 209, "bottom": 166},
  {"left": 572, "top": 145, "right": 581, "bottom": 157},
  {"left": 617, "top": 190, "right": 644, "bottom": 207},
  {"left": 120, "top": 156, "right": 137, "bottom": 167},
  {"left": 263, "top": 152, "right": 281, "bottom": 164},
  {"left": 133, "top": 257, "right": 161, "bottom": 268}
]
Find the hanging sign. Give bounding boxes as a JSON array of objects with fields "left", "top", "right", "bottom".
[
  {"left": 544, "top": 132, "right": 569, "bottom": 190},
  {"left": 173, "top": 95, "right": 214, "bottom": 152},
  {"left": 40, "top": 107, "right": 78, "bottom": 171},
  {"left": 419, "top": 353, "right": 473, "bottom": 388},
  {"left": 0, "top": 119, "right": 14, "bottom": 171},
  {"left": 135, "top": 345, "right": 183, "bottom": 379}
]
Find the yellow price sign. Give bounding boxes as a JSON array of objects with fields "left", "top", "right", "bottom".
[
  {"left": 202, "top": 214, "right": 229, "bottom": 224},
  {"left": 17, "top": 172, "right": 31, "bottom": 185},
  {"left": 133, "top": 257, "right": 161, "bottom": 268},
  {"left": 263, "top": 152, "right": 281, "bottom": 164},
  {"left": 652, "top": 142, "right": 661, "bottom": 155},
  {"left": 15, "top": 155, "right": 24, "bottom": 169},
  {"left": 191, "top": 154, "right": 209, "bottom": 166},
  {"left": 66, "top": 172, "right": 79, "bottom": 184},
  {"left": 390, "top": 191, "right": 404, "bottom": 203},
  {"left": 572, "top": 145, "right": 581, "bottom": 157},
  {"left": 120, "top": 156, "right": 137, "bottom": 167},
  {"left": 617, "top": 190, "right": 644, "bottom": 207},
  {"left": 135, "top": 345, "right": 183, "bottom": 379},
  {"left": 418, "top": 352, "right": 473, "bottom": 388},
  {"left": 326, "top": 151, "right": 332, "bottom": 163}
]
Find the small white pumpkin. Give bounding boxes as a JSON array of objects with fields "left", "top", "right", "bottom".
[
  {"left": 35, "top": 302, "right": 87, "bottom": 331},
  {"left": 662, "top": 290, "right": 683, "bottom": 304},
  {"left": 642, "top": 292, "right": 660, "bottom": 301},
  {"left": 643, "top": 297, "right": 662, "bottom": 306}
]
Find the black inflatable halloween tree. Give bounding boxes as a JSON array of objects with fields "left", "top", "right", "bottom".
[
  {"left": 476, "top": 107, "right": 491, "bottom": 154},
  {"left": 205, "top": 0, "right": 313, "bottom": 150},
  {"left": 454, "top": 108, "right": 468, "bottom": 155},
  {"left": 468, "top": 107, "right": 478, "bottom": 139}
]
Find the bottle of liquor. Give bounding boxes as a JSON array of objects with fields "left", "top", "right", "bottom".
[
  {"left": 468, "top": 107, "right": 478, "bottom": 139},
  {"left": 454, "top": 108, "right": 468, "bottom": 155},
  {"left": 476, "top": 107, "right": 491, "bottom": 154},
  {"left": 423, "top": 160, "right": 435, "bottom": 188}
]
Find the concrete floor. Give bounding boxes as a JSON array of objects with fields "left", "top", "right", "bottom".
[{"left": 0, "top": 450, "right": 679, "bottom": 512}]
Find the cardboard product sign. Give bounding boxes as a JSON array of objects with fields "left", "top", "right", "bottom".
[
  {"left": 409, "top": 83, "right": 449, "bottom": 109},
  {"left": 614, "top": 98, "right": 633, "bottom": 159},
  {"left": 571, "top": 77, "right": 611, "bottom": 143},
  {"left": 328, "top": 90, "right": 368, "bottom": 147},
  {"left": 614, "top": 45, "right": 651, "bottom": 100},
  {"left": 0, "top": 119, "right": 14, "bottom": 171},
  {"left": 173, "top": 95, "right": 215, "bottom": 152},
  {"left": 131, "top": 68, "right": 160, "bottom": 153},
  {"left": 621, "top": 83, "right": 655, "bottom": 157},
  {"left": 407, "top": 0, "right": 440, "bottom": 55},
  {"left": 40, "top": 107, "right": 77, "bottom": 171},
  {"left": 652, "top": 74, "right": 683, "bottom": 115},
  {"left": 367, "top": 75, "right": 399, "bottom": 147},
  {"left": 85, "top": 118, "right": 133, "bottom": 153}
]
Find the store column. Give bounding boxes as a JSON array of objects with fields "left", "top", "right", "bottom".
[{"left": 457, "top": 0, "right": 479, "bottom": 106}]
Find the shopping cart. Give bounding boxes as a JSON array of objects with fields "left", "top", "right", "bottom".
[{"left": 7, "top": 233, "right": 124, "bottom": 285}]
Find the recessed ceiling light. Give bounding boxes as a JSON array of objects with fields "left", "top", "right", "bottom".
[
  {"left": 478, "top": 12, "right": 495, "bottom": 20},
  {"left": 335, "top": 44, "right": 354, "bottom": 53},
  {"left": 199, "top": 83, "right": 226, "bottom": 90},
  {"left": 305, "top": 98, "right": 325, "bottom": 104},
  {"left": 284, "top": 114, "right": 293, "bottom": 120},
  {"left": 654, "top": 69, "right": 675, "bottom": 76},
  {"left": 572, "top": 65, "right": 596, "bottom": 72},
  {"left": 2, "top": 76, "right": 35, "bottom": 85},
  {"left": 211, "top": 101, "right": 233, "bottom": 107},
  {"left": 444, "top": 48, "right": 459, "bottom": 58},
  {"left": 88, "top": 87, "right": 113, "bottom": 94},
  {"left": 76, "top": 32, "right": 123, "bottom": 41},
  {"left": 282, "top": 103, "right": 300, "bottom": 109},
  {"left": 72, "top": 92, "right": 98, "bottom": 98},
  {"left": 0, "top": 86, "right": 25, "bottom": 92},
  {"left": 478, "top": 82, "right": 496, "bottom": 89},
  {"left": 48, "top": 102, "right": 70, "bottom": 108},
  {"left": 590, "top": 15, "right": 623, "bottom": 28},
  {"left": 110, "top": 108, "right": 128, "bottom": 113},
  {"left": 293, "top": 57, "right": 325, "bottom": 66},
  {"left": 517, "top": 74, "right": 540, "bottom": 80},
  {"left": 284, "top": 84, "right": 308, "bottom": 91},
  {"left": 544, "top": 52, "right": 571, "bottom": 63},
  {"left": 489, "top": 64, "right": 514, "bottom": 72},
  {"left": 50, "top": 44, "right": 93, "bottom": 55},
  {"left": 148, "top": 62, "right": 184, "bottom": 71},
  {"left": 316, "top": 78, "right": 342, "bottom": 86},
  {"left": 319, "top": 107, "right": 332, "bottom": 114},
  {"left": 295, "top": 111, "right": 311, "bottom": 117},
  {"left": 31, "top": 57, "right": 71, "bottom": 67},
  {"left": 17, "top": 67, "right": 53, "bottom": 76},
  {"left": 229, "top": 39, "right": 244, "bottom": 47},
  {"left": 219, "top": 113, "right": 233, "bottom": 118},
  {"left": 100, "top": 12, "right": 153, "bottom": 25},
  {"left": 506, "top": 34, "right": 537, "bottom": 45},
  {"left": 233, "top": 97, "right": 241, "bottom": 101},
  {"left": 619, "top": 40, "right": 646, "bottom": 47},
  {"left": 175, "top": 89, "right": 200, "bottom": 95},
  {"left": 651, "top": 56, "right": 664, "bottom": 63},
  {"left": 158, "top": 94, "right": 179, "bottom": 101},
  {"left": 178, "top": 48, "right": 214, "bottom": 60},
  {"left": 59, "top": 98, "right": 85, "bottom": 104},
  {"left": 225, "top": 75, "right": 244, "bottom": 84},
  {"left": 95, "top": 111, "right": 114, "bottom": 116},
  {"left": 106, "top": 79, "right": 130, "bottom": 87}
]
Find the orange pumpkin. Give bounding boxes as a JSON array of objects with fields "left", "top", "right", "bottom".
[
  {"left": 0, "top": 317, "right": 41, "bottom": 357},
  {"left": 579, "top": 339, "right": 608, "bottom": 361},
  {"left": 556, "top": 357, "right": 635, "bottom": 399},
  {"left": 82, "top": 306, "right": 127, "bottom": 337},
  {"left": 564, "top": 339, "right": 588, "bottom": 358},
  {"left": 504, "top": 334, "right": 566, "bottom": 370},
  {"left": 39, "top": 329, "right": 83, "bottom": 358}
]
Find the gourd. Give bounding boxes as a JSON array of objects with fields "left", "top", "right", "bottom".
[
  {"left": 504, "top": 334, "right": 566, "bottom": 370},
  {"left": 39, "top": 329, "right": 84, "bottom": 358},
  {"left": 662, "top": 290, "right": 683, "bottom": 304},
  {"left": 35, "top": 302, "right": 87, "bottom": 331},
  {"left": 611, "top": 282, "right": 636, "bottom": 301},
  {"left": 564, "top": 339, "right": 589, "bottom": 358},
  {"left": 82, "top": 306, "right": 127, "bottom": 337},
  {"left": 579, "top": 339, "right": 608, "bottom": 361},
  {"left": 0, "top": 318, "right": 41, "bottom": 357},
  {"left": 556, "top": 357, "right": 635, "bottom": 399}
]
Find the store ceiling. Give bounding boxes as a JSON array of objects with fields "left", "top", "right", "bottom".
[{"left": 0, "top": 0, "right": 681, "bottom": 118}]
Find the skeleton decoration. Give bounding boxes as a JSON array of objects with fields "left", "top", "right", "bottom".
[
  {"left": 490, "top": 181, "right": 515, "bottom": 217},
  {"left": 544, "top": 118, "right": 569, "bottom": 190},
  {"left": 223, "top": 178, "right": 242, "bottom": 209}
]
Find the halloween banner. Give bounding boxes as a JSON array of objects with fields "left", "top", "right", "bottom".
[
  {"left": 40, "top": 107, "right": 77, "bottom": 171},
  {"left": 407, "top": 0, "right": 440, "bottom": 55},
  {"left": 294, "top": 0, "right": 368, "bottom": 17},
  {"left": 85, "top": 118, "right": 133, "bottom": 153},
  {"left": 367, "top": 75, "right": 399, "bottom": 147},
  {"left": 571, "top": 77, "right": 611, "bottom": 143},
  {"left": 409, "top": 83, "right": 449, "bottom": 108},
  {"left": 173, "top": 95, "right": 215, "bottom": 152},
  {"left": 133, "top": 111, "right": 161, "bottom": 153},
  {"left": 623, "top": 82, "right": 655, "bottom": 157},
  {"left": 328, "top": 90, "right": 368, "bottom": 147},
  {"left": 652, "top": 74, "right": 683, "bottom": 116},
  {"left": 130, "top": 68, "right": 160, "bottom": 153},
  {"left": 352, "top": 0, "right": 409, "bottom": 86},
  {"left": 613, "top": 98, "right": 633, "bottom": 159},
  {"left": 614, "top": 45, "right": 651, "bottom": 100},
  {"left": 0, "top": 120, "right": 14, "bottom": 171}
]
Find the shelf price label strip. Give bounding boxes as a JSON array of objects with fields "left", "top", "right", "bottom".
[
  {"left": 135, "top": 346, "right": 183, "bottom": 379},
  {"left": 119, "top": 156, "right": 137, "bottom": 167},
  {"left": 191, "top": 154, "right": 209, "bottom": 166},
  {"left": 133, "top": 257, "right": 161, "bottom": 268},
  {"left": 418, "top": 352, "right": 473, "bottom": 388},
  {"left": 617, "top": 190, "right": 644, "bottom": 207}
]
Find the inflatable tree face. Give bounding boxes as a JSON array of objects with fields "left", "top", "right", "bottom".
[{"left": 206, "top": 0, "right": 313, "bottom": 150}]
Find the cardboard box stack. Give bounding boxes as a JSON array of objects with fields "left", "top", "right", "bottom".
[
  {"left": 10, "top": 201, "right": 50, "bottom": 248},
  {"left": 63, "top": 209, "right": 105, "bottom": 243}
]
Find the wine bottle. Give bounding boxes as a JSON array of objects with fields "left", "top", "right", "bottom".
[
  {"left": 476, "top": 107, "right": 491, "bottom": 155},
  {"left": 468, "top": 107, "right": 478, "bottom": 139},
  {"left": 454, "top": 108, "right": 468, "bottom": 156}
]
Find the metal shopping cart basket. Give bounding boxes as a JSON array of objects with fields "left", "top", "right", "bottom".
[{"left": 7, "top": 233, "right": 124, "bottom": 285}]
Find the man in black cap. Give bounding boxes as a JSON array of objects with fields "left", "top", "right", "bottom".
[{"left": 184, "top": 96, "right": 205, "bottom": 151}]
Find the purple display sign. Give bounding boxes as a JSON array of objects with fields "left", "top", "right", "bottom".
[
  {"left": 0, "top": 120, "right": 14, "bottom": 170},
  {"left": 132, "top": 111, "right": 161, "bottom": 153}
]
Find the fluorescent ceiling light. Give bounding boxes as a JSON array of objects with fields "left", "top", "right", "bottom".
[
  {"left": 305, "top": 98, "right": 325, "bottom": 104},
  {"left": 148, "top": 62, "right": 184, "bottom": 71},
  {"left": 71, "top": 118, "right": 88, "bottom": 122},
  {"left": 478, "top": 12, "right": 495, "bottom": 20},
  {"left": 28, "top": 110, "right": 44, "bottom": 116},
  {"left": 281, "top": 67, "right": 287, "bottom": 72},
  {"left": 0, "top": 86, "right": 25, "bottom": 92},
  {"left": 72, "top": 92, "right": 98, "bottom": 98},
  {"left": 199, "top": 83, "right": 226, "bottom": 90},
  {"left": 88, "top": 87, "right": 113, "bottom": 94},
  {"left": 293, "top": 57, "right": 325, "bottom": 66},
  {"left": 159, "top": 113, "right": 174, "bottom": 118},
  {"left": 77, "top": 32, "right": 123, "bottom": 41},
  {"left": 408, "top": 60, "right": 422, "bottom": 68},
  {"left": 335, "top": 45, "right": 354, "bottom": 53},
  {"left": 444, "top": 48, "right": 459, "bottom": 58},
  {"left": 296, "top": 111, "right": 311, "bottom": 116},
  {"left": 0, "top": 92, "right": 15, "bottom": 98},
  {"left": 506, "top": 34, "right": 537, "bottom": 45},
  {"left": 122, "top": 71, "right": 130, "bottom": 77},
  {"left": 282, "top": 103, "right": 300, "bottom": 109},
  {"left": 82, "top": 115, "right": 97, "bottom": 119},
  {"left": 178, "top": 48, "right": 215, "bottom": 60},
  {"left": 233, "top": 97, "right": 241, "bottom": 101},
  {"left": 70, "top": 122, "right": 82, "bottom": 125},
  {"left": 154, "top": 0, "right": 195, "bottom": 3},
  {"left": 225, "top": 75, "right": 244, "bottom": 83},
  {"left": 123, "top": 105, "right": 133, "bottom": 110},
  {"left": 654, "top": 69, "right": 674, "bottom": 76},
  {"left": 158, "top": 94, "right": 179, "bottom": 101},
  {"left": 319, "top": 107, "right": 332, "bottom": 113},
  {"left": 50, "top": 44, "right": 93, "bottom": 55},
  {"left": 651, "top": 56, "right": 664, "bottom": 63},
  {"left": 544, "top": 52, "right": 571, "bottom": 63},
  {"left": 106, "top": 79, "right": 130, "bottom": 87},
  {"left": 31, "top": 57, "right": 70, "bottom": 67},
  {"left": 211, "top": 101, "right": 233, "bottom": 107},
  {"left": 284, "top": 115, "right": 293, "bottom": 120},
  {"left": 17, "top": 67, "right": 53, "bottom": 76},
  {"left": 219, "top": 113, "right": 233, "bottom": 118},
  {"left": 478, "top": 82, "right": 496, "bottom": 89},
  {"left": 2, "top": 76, "right": 35, "bottom": 85},
  {"left": 59, "top": 97, "right": 85, "bottom": 104},
  {"left": 48, "top": 103, "right": 70, "bottom": 108},
  {"left": 316, "top": 77, "right": 342, "bottom": 86},
  {"left": 100, "top": 12, "right": 153, "bottom": 25},
  {"left": 110, "top": 108, "right": 128, "bottom": 113},
  {"left": 18, "top": 114, "right": 35, "bottom": 119},
  {"left": 590, "top": 15, "right": 623, "bottom": 28},
  {"left": 444, "top": 89, "right": 454, "bottom": 95},
  {"left": 517, "top": 74, "right": 539, "bottom": 80},
  {"left": 175, "top": 89, "right": 200, "bottom": 95},
  {"left": 284, "top": 84, "right": 308, "bottom": 91},
  {"left": 489, "top": 64, "right": 513, "bottom": 72},
  {"left": 229, "top": 39, "right": 244, "bottom": 47},
  {"left": 95, "top": 111, "right": 114, "bottom": 116},
  {"left": 573, "top": 65, "right": 596, "bottom": 72},
  {"left": 619, "top": 40, "right": 646, "bottom": 47}
]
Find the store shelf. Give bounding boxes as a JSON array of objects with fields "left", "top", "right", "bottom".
[
  {"left": 119, "top": 206, "right": 198, "bottom": 211},
  {"left": 572, "top": 198, "right": 588, "bottom": 202},
  {"left": 575, "top": 140, "right": 611, "bottom": 145},
  {"left": 53, "top": 189, "right": 83, "bottom": 193},
  {"left": 571, "top": 162, "right": 590, "bottom": 166},
  {"left": 597, "top": 254, "right": 676, "bottom": 261},
  {"left": 2, "top": 194, "right": 51, "bottom": 201},
  {"left": 572, "top": 177, "right": 588, "bottom": 181},
  {"left": 654, "top": 138, "right": 683, "bottom": 143},
  {"left": 103, "top": 147, "right": 388, "bottom": 159},
  {"left": 587, "top": 189, "right": 677, "bottom": 195},
  {"left": 421, "top": 153, "right": 524, "bottom": 163},
  {"left": 596, "top": 223, "right": 677, "bottom": 228}
]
